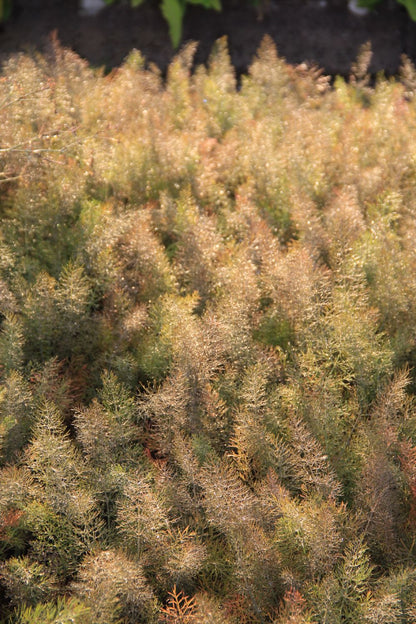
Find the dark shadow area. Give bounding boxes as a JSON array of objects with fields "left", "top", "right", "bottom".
[{"left": 0, "top": 0, "right": 414, "bottom": 76}]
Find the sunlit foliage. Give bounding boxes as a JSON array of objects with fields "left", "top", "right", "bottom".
[{"left": 1, "top": 37, "right": 416, "bottom": 622}]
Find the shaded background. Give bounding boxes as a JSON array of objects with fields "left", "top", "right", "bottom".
[{"left": 0, "top": 0, "right": 414, "bottom": 76}]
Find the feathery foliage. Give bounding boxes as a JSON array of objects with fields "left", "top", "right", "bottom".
[{"left": 2, "top": 36, "right": 416, "bottom": 623}]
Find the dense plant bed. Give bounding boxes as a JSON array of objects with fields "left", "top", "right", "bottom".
[{"left": 2, "top": 39, "right": 416, "bottom": 623}]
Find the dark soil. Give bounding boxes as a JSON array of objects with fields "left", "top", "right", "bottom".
[{"left": 0, "top": 0, "right": 415, "bottom": 77}]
